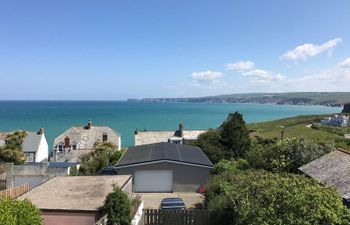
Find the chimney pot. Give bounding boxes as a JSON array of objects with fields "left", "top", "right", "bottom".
[
  {"left": 64, "top": 136, "right": 70, "bottom": 148},
  {"left": 87, "top": 120, "right": 92, "bottom": 130},
  {"left": 38, "top": 128, "right": 45, "bottom": 135},
  {"left": 102, "top": 132, "right": 108, "bottom": 142},
  {"left": 179, "top": 122, "right": 184, "bottom": 137}
]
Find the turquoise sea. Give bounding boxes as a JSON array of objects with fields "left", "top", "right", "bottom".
[{"left": 0, "top": 101, "right": 341, "bottom": 148}]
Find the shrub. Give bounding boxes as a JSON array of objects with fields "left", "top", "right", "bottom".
[
  {"left": 212, "top": 159, "right": 249, "bottom": 175},
  {"left": 0, "top": 198, "right": 43, "bottom": 225},
  {"left": 104, "top": 185, "right": 131, "bottom": 225},
  {"left": 205, "top": 171, "right": 350, "bottom": 225},
  {"left": 245, "top": 137, "right": 333, "bottom": 173}
]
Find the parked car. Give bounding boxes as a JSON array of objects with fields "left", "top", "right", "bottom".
[{"left": 160, "top": 198, "right": 186, "bottom": 210}]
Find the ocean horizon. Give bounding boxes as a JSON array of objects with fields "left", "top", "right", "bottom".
[{"left": 0, "top": 101, "right": 341, "bottom": 148}]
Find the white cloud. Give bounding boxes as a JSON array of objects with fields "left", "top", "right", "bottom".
[
  {"left": 338, "top": 57, "right": 350, "bottom": 68},
  {"left": 280, "top": 38, "right": 342, "bottom": 61},
  {"left": 243, "top": 69, "right": 286, "bottom": 83},
  {"left": 190, "top": 70, "right": 223, "bottom": 82},
  {"left": 226, "top": 61, "right": 255, "bottom": 72}
]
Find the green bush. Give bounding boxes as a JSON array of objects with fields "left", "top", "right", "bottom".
[
  {"left": 104, "top": 185, "right": 131, "bottom": 225},
  {"left": 0, "top": 130, "right": 27, "bottom": 164},
  {"left": 245, "top": 137, "right": 333, "bottom": 173},
  {"left": 206, "top": 171, "right": 350, "bottom": 225},
  {"left": 212, "top": 159, "right": 249, "bottom": 175},
  {"left": 79, "top": 142, "right": 124, "bottom": 175},
  {"left": 0, "top": 198, "right": 43, "bottom": 225}
]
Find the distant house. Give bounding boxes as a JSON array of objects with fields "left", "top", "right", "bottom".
[
  {"left": 115, "top": 142, "right": 213, "bottom": 192},
  {"left": 18, "top": 175, "right": 132, "bottom": 225},
  {"left": 299, "top": 150, "right": 350, "bottom": 207},
  {"left": 0, "top": 129, "right": 48, "bottom": 163},
  {"left": 52, "top": 121, "right": 121, "bottom": 162},
  {"left": 321, "top": 115, "right": 349, "bottom": 127},
  {"left": 23, "top": 129, "right": 49, "bottom": 163},
  {"left": 134, "top": 122, "right": 207, "bottom": 146}
]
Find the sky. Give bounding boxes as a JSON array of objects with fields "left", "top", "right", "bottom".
[{"left": 0, "top": 0, "right": 350, "bottom": 100}]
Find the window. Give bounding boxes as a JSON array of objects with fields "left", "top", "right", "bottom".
[{"left": 26, "top": 152, "right": 35, "bottom": 162}]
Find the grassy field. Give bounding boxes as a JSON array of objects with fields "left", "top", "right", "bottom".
[{"left": 248, "top": 115, "right": 350, "bottom": 149}]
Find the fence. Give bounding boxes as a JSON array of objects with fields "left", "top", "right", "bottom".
[
  {"left": 142, "top": 209, "right": 211, "bottom": 225},
  {"left": 0, "top": 163, "right": 4, "bottom": 174},
  {"left": 94, "top": 214, "right": 108, "bottom": 225},
  {"left": 0, "top": 183, "right": 29, "bottom": 199},
  {"left": 0, "top": 180, "right": 6, "bottom": 190}
]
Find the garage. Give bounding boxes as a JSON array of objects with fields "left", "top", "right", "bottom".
[
  {"left": 134, "top": 170, "right": 173, "bottom": 192},
  {"left": 115, "top": 143, "right": 213, "bottom": 192}
]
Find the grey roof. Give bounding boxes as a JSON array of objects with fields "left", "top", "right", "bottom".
[
  {"left": 22, "top": 132, "right": 42, "bottom": 153},
  {"left": 18, "top": 175, "right": 132, "bottom": 211},
  {"left": 116, "top": 143, "right": 213, "bottom": 168},
  {"left": 54, "top": 125, "right": 120, "bottom": 150},
  {"left": 299, "top": 150, "right": 350, "bottom": 200},
  {"left": 135, "top": 130, "right": 207, "bottom": 146}
]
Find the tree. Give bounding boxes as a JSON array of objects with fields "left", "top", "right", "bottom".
[
  {"left": 205, "top": 171, "right": 350, "bottom": 225},
  {"left": 193, "top": 129, "right": 227, "bottom": 164},
  {"left": 104, "top": 185, "right": 131, "bottom": 225},
  {"left": 219, "top": 112, "right": 251, "bottom": 158},
  {"left": 0, "top": 198, "right": 43, "bottom": 225},
  {"left": 0, "top": 130, "right": 27, "bottom": 164},
  {"left": 245, "top": 137, "right": 333, "bottom": 173},
  {"left": 0, "top": 148, "right": 26, "bottom": 164},
  {"left": 79, "top": 142, "right": 123, "bottom": 175},
  {"left": 5, "top": 130, "right": 27, "bottom": 150}
]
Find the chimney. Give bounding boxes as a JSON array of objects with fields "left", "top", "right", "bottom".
[
  {"left": 87, "top": 120, "right": 92, "bottom": 130},
  {"left": 38, "top": 128, "right": 45, "bottom": 135},
  {"left": 64, "top": 136, "right": 70, "bottom": 148},
  {"left": 179, "top": 122, "right": 184, "bottom": 137},
  {"left": 102, "top": 132, "right": 108, "bottom": 142}
]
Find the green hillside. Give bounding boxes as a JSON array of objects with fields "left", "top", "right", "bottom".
[
  {"left": 138, "top": 92, "right": 350, "bottom": 106},
  {"left": 248, "top": 114, "right": 350, "bottom": 149}
]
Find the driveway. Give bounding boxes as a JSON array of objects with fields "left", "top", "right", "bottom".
[{"left": 133, "top": 192, "right": 205, "bottom": 209}]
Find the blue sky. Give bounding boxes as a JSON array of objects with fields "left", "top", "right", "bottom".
[{"left": 0, "top": 0, "right": 350, "bottom": 100}]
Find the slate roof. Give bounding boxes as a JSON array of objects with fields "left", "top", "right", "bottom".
[
  {"left": 299, "top": 150, "right": 350, "bottom": 200},
  {"left": 54, "top": 125, "right": 120, "bottom": 150},
  {"left": 22, "top": 132, "right": 42, "bottom": 153},
  {"left": 116, "top": 142, "right": 213, "bottom": 168},
  {"left": 135, "top": 130, "right": 207, "bottom": 146}
]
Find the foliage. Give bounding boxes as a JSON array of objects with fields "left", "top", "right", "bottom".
[
  {"left": 219, "top": 112, "right": 251, "bottom": 158},
  {"left": 193, "top": 129, "right": 227, "bottom": 164},
  {"left": 205, "top": 171, "right": 350, "bottom": 225},
  {"left": 212, "top": 159, "right": 249, "bottom": 175},
  {"left": 69, "top": 165, "right": 79, "bottom": 176},
  {"left": 79, "top": 142, "right": 124, "bottom": 175},
  {"left": 0, "top": 198, "right": 43, "bottom": 225},
  {"left": 0, "top": 148, "right": 26, "bottom": 164},
  {"left": 4, "top": 131, "right": 27, "bottom": 150},
  {"left": 246, "top": 137, "right": 333, "bottom": 173},
  {"left": 104, "top": 185, "right": 131, "bottom": 225},
  {"left": 0, "top": 131, "right": 27, "bottom": 164},
  {"left": 193, "top": 112, "right": 250, "bottom": 163}
]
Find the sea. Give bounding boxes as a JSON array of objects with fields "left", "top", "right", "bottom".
[{"left": 0, "top": 101, "right": 341, "bottom": 148}]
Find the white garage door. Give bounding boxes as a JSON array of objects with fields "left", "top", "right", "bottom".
[{"left": 134, "top": 170, "right": 173, "bottom": 192}]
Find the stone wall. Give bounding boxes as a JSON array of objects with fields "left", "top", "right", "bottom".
[{"left": 5, "top": 163, "right": 69, "bottom": 189}]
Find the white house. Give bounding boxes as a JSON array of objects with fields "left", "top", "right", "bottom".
[{"left": 22, "top": 128, "right": 49, "bottom": 162}]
